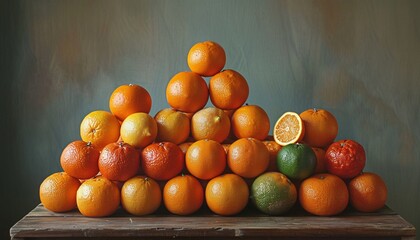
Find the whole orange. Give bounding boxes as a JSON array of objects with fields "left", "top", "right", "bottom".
[
  {"left": 76, "top": 177, "right": 120, "bottom": 217},
  {"left": 80, "top": 110, "right": 120, "bottom": 150},
  {"left": 60, "top": 140, "right": 100, "bottom": 179},
  {"left": 163, "top": 175, "right": 204, "bottom": 215},
  {"left": 39, "top": 172, "right": 81, "bottom": 212},
  {"left": 166, "top": 71, "right": 209, "bottom": 113},
  {"left": 141, "top": 142, "right": 184, "bottom": 181},
  {"left": 231, "top": 105, "right": 270, "bottom": 140},
  {"left": 227, "top": 138, "right": 269, "bottom": 178},
  {"left": 348, "top": 172, "right": 387, "bottom": 212},
  {"left": 121, "top": 176, "right": 162, "bottom": 216},
  {"left": 299, "top": 173, "right": 349, "bottom": 216},
  {"left": 154, "top": 108, "right": 190, "bottom": 144},
  {"left": 205, "top": 174, "right": 249, "bottom": 216},
  {"left": 299, "top": 108, "right": 338, "bottom": 148},
  {"left": 98, "top": 142, "right": 140, "bottom": 182},
  {"left": 109, "top": 84, "right": 152, "bottom": 121},
  {"left": 120, "top": 112, "right": 157, "bottom": 148},
  {"left": 187, "top": 41, "right": 226, "bottom": 77},
  {"left": 209, "top": 69, "right": 249, "bottom": 110},
  {"left": 191, "top": 107, "right": 231, "bottom": 143},
  {"left": 186, "top": 139, "right": 226, "bottom": 180}
]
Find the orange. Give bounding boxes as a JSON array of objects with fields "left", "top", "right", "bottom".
[
  {"left": 227, "top": 138, "right": 269, "bottom": 178},
  {"left": 98, "top": 142, "right": 140, "bottom": 182},
  {"left": 109, "top": 84, "right": 152, "bottom": 121},
  {"left": 312, "top": 147, "right": 327, "bottom": 174},
  {"left": 187, "top": 41, "right": 226, "bottom": 77},
  {"left": 299, "top": 173, "right": 349, "bottom": 216},
  {"left": 39, "top": 172, "right": 81, "bottom": 212},
  {"left": 120, "top": 112, "right": 157, "bottom": 148},
  {"left": 273, "top": 112, "right": 305, "bottom": 146},
  {"left": 205, "top": 174, "right": 249, "bottom": 216},
  {"left": 300, "top": 108, "right": 338, "bottom": 148},
  {"left": 76, "top": 176, "right": 120, "bottom": 217},
  {"left": 60, "top": 140, "right": 100, "bottom": 179},
  {"left": 163, "top": 175, "right": 204, "bottom": 215},
  {"left": 231, "top": 105, "right": 270, "bottom": 140},
  {"left": 186, "top": 139, "right": 226, "bottom": 180},
  {"left": 191, "top": 107, "right": 231, "bottom": 143},
  {"left": 348, "top": 172, "right": 387, "bottom": 212},
  {"left": 141, "top": 142, "right": 184, "bottom": 181},
  {"left": 178, "top": 141, "right": 193, "bottom": 154},
  {"left": 154, "top": 108, "right": 190, "bottom": 144},
  {"left": 209, "top": 69, "right": 249, "bottom": 110},
  {"left": 263, "top": 140, "right": 282, "bottom": 172},
  {"left": 80, "top": 110, "right": 120, "bottom": 150},
  {"left": 166, "top": 71, "right": 209, "bottom": 113},
  {"left": 121, "top": 176, "right": 162, "bottom": 216}
]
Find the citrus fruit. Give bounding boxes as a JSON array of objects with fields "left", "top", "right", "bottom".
[
  {"left": 325, "top": 139, "right": 366, "bottom": 179},
  {"left": 277, "top": 143, "right": 316, "bottom": 181},
  {"left": 121, "top": 176, "right": 162, "bottom": 216},
  {"left": 348, "top": 172, "right": 387, "bottom": 212},
  {"left": 312, "top": 147, "right": 327, "bottom": 174},
  {"left": 205, "top": 174, "right": 249, "bottom": 216},
  {"left": 299, "top": 173, "right": 349, "bottom": 216},
  {"left": 187, "top": 41, "right": 226, "bottom": 77},
  {"left": 154, "top": 108, "right": 190, "bottom": 144},
  {"left": 109, "top": 84, "right": 152, "bottom": 121},
  {"left": 222, "top": 143, "right": 230, "bottom": 154},
  {"left": 60, "top": 140, "right": 100, "bottom": 179},
  {"left": 231, "top": 105, "right": 270, "bottom": 140},
  {"left": 185, "top": 139, "right": 226, "bottom": 180},
  {"left": 263, "top": 140, "right": 282, "bottom": 172},
  {"left": 141, "top": 142, "right": 184, "bottom": 181},
  {"left": 80, "top": 110, "right": 120, "bottom": 150},
  {"left": 227, "top": 138, "right": 269, "bottom": 178},
  {"left": 178, "top": 141, "right": 193, "bottom": 154},
  {"left": 98, "top": 142, "right": 140, "bottom": 182},
  {"left": 300, "top": 108, "right": 338, "bottom": 148},
  {"left": 39, "top": 172, "right": 81, "bottom": 212},
  {"left": 163, "top": 175, "right": 204, "bottom": 215},
  {"left": 209, "top": 69, "right": 249, "bottom": 110},
  {"left": 120, "top": 112, "right": 157, "bottom": 148},
  {"left": 251, "top": 172, "right": 297, "bottom": 215},
  {"left": 76, "top": 177, "right": 120, "bottom": 217},
  {"left": 191, "top": 107, "right": 230, "bottom": 143},
  {"left": 273, "top": 112, "right": 305, "bottom": 146},
  {"left": 166, "top": 71, "right": 209, "bottom": 113}
]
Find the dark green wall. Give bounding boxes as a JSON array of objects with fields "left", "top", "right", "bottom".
[{"left": 2, "top": 0, "right": 420, "bottom": 238}]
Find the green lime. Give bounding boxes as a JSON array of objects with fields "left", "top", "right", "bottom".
[
  {"left": 277, "top": 143, "right": 316, "bottom": 180},
  {"left": 251, "top": 172, "right": 297, "bottom": 215}
]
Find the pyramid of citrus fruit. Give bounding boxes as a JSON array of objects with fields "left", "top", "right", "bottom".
[{"left": 39, "top": 41, "right": 387, "bottom": 218}]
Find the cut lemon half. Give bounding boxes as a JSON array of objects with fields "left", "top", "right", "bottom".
[{"left": 273, "top": 112, "right": 305, "bottom": 146}]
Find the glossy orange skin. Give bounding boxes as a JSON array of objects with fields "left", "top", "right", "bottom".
[
  {"left": 60, "top": 140, "right": 100, "bottom": 179},
  {"left": 231, "top": 105, "right": 270, "bottom": 140},
  {"left": 326, "top": 140, "right": 366, "bottom": 179},
  {"left": 348, "top": 172, "right": 387, "bottom": 212},
  {"left": 299, "top": 108, "right": 338, "bottom": 148},
  {"left": 109, "top": 84, "right": 152, "bottom": 121},
  {"left": 187, "top": 41, "right": 226, "bottom": 77}
]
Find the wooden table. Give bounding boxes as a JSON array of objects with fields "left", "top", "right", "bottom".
[{"left": 10, "top": 204, "right": 415, "bottom": 240}]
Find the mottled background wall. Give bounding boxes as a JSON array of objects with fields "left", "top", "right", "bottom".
[{"left": 1, "top": 0, "right": 419, "bottom": 238}]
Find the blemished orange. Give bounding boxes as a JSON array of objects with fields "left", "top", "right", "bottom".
[
  {"left": 209, "top": 69, "right": 249, "bottom": 110},
  {"left": 187, "top": 41, "right": 226, "bottom": 77},
  {"left": 120, "top": 112, "right": 157, "bottom": 148},
  {"left": 76, "top": 177, "right": 120, "bottom": 217},
  {"left": 39, "top": 172, "right": 81, "bottom": 213},
  {"left": 166, "top": 71, "right": 209, "bottom": 113},
  {"left": 141, "top": 142, "right": 184, "bottom": 181},
  {"left": 109, "top": 84, "right": 152, "bottom": 121},
  {"left": 300, "top": 108, "right": 338, "bottom": 148},
  {"left": 98, "top": 142, "right": 140, "bottom": 182},
  {"left": 227, "top": 138, "right": 269, "bottom": 178},
  {"left": 312, "top": 147, "right": 327, "bottom": 174},
  {"left": 273, "top": 112, "right": 305, "bottom": 146},
  {"left": 80, "top": 110, "right": 120, "bottom": 150},
  {"left": 205, "top": 174, "right": 249, "bottom": 216},
  {"left": 154, "top": 108, "right": 190, "bottom": 144},
  {"left": 121, "top": 176, "right": 162, "bottom": 216},
  {"left": 60, "top": 140, "right": 100, "bottom": 179},
  {"left": 163, "top": 175, "right": 204, "bottom": 215},
  {"left": 186, "top": 139, "right": 226, "bottom": 180},
  {"left": 263, "top": 140, "right": 282, "bottom": 172},
  {"left": 231, "top": 105, "right": 270, "bottom": 140},
  {"left": 299, "top": 173, "right": 349, "bottom": 216},
  {"left": 191, "top": 107, "right": 231, "bottom": 143},
  {"left": 348, "top": 172, "right": 387, "bottom": 212}
]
